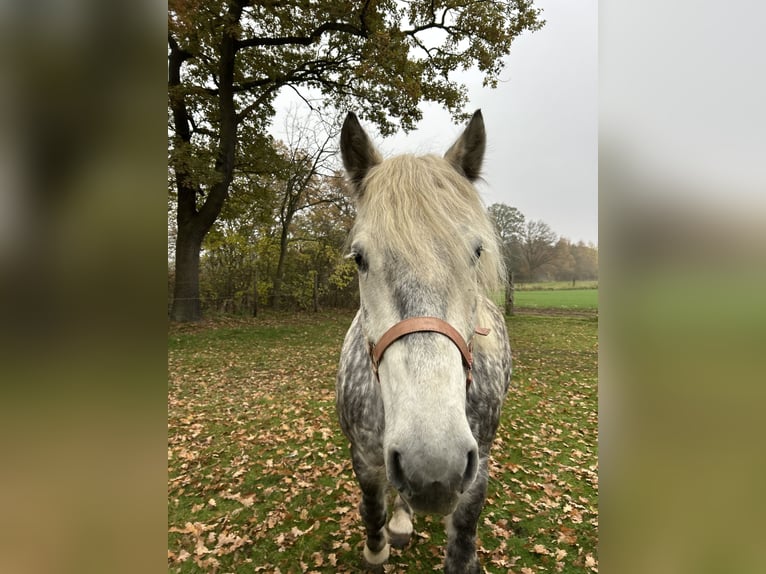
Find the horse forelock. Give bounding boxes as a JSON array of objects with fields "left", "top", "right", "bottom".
[{"left": 350, "top": 154, "right": 504, "bottom": 294}]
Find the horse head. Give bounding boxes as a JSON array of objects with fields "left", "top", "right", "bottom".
[{"left": 340, "top": 110, "right": 503, "bottom": 514}]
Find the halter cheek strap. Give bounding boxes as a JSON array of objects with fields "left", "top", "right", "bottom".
[{"left": 368, "top": 317, "right": 490, "bottom": 390}]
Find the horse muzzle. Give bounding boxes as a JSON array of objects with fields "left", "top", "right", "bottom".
[{"left": 385, "top": 443, "right": 479, "bottom": 515}]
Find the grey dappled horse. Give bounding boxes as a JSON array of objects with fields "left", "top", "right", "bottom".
[{"left": 336, "top": 110, "right": 513, "bottom": 573}]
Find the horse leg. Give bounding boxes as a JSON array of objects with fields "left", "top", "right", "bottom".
[
  {"left": 387, "top": 493, "right": 413, "bottom": 548},
  {"left": 443, "top": 459, "right": 489, "bottom": 574},
  {"left": 351, "top": 450, "right": 390, "bottom": 569}
]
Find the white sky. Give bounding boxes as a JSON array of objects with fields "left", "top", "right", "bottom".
[{"left": 271, "top": 0, "right": 597, "bottom": 245}]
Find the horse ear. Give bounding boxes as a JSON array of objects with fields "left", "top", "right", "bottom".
[
  {"left": 444, "top": 109, "right": 486, "bottom": 181},
  {"left": 340, "top": 112, "right": 381, "bottom": 198}
]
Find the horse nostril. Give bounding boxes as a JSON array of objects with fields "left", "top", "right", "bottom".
[
  {"left": 387, "top": 449, "right": 406, "bottom": 491},
  {"left": 461, "top": 448, "right": 479, "bottom": 493}
]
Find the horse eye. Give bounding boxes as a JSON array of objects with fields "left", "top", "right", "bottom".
[
  {"left": 474, "top": 245, "right": 483, "bottom": 261},
  {"left": 348, "top": 250, "right": 368, "bottom": 272}
]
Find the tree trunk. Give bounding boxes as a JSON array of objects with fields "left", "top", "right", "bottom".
[
  {"left": 170, "top": 226, "right": 204, "bottom": 322},
  {"left": 168, "top": 3, "right": 241, "bottom": 322},
  {"left": 271, "top": 196, "right": 297, "bottom": 310},
  {"left": 312, "top": 271, "right": 319, "bottom": 312},
  {"left": 251, "top": 264, "right": 259, "bottom": 318},
  {"left": 504, "top": 270, "right": 515, "bottom": 316},
  {"left": 271, "top": 222, "right": 289, "bottom": 310}
]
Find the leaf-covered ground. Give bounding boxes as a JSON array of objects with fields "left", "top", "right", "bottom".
[{"left": 168, "top": 311, "right": 598, "bottom": 573}]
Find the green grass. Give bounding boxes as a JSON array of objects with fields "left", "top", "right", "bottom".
[
  {"left": 515, "top": 280, "right": 598, "bottom": 291},
  {"left": 168, "top": 310, "right": 597, "bottom": 573},
  {"left": 514, "top": 289, "right": 598, "bottom": 311}
]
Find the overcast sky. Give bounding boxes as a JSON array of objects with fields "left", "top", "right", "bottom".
[{"left": 272, "top": 0, "right": 597, "bottom": 245}]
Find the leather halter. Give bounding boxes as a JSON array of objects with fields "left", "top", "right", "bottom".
[{"left": 368, "top": 316, "right": 490, "bottom": 390}]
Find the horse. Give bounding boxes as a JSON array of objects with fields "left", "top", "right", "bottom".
[{"left": 335, "top": 110, "right": 513, "bottom": 572}]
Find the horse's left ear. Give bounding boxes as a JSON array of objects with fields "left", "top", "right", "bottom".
[
  {"left": 444, "top": 109, "right": 486, "bottom": 181},
  {"left": 340, "top": 112, "right": 382, "bottom": 199}
]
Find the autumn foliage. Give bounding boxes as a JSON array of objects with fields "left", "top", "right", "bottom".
[{"left": 168, "top": 311, "right": 597, "bottom": 572}]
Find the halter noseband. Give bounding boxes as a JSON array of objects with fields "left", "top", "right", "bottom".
[{"left": 368, "top": 317, "right": 490, "bottom": 390}]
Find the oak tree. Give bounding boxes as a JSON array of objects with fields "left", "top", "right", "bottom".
[{"left": 168, "top": 0, "right": 544, "bottom": 320}]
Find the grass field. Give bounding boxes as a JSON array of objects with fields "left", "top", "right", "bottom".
[
  {"left": 168, "top": 310, "right": 598, "bottom": 573},
  {"left": 513, "top": 289, "right": 598, "bottom": 311},
  {"left": 514, "top": 281, "right": 598, "bottom": 291}
]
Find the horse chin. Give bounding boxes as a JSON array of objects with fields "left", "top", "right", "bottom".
[{"left": 399, "top": 489, "right": 461, "bottom": 516}]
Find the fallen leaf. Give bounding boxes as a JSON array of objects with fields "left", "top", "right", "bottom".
[
  {"left": 194, "top": 540, "right": 210, "bottom": 556},
  {"left": 585, "top": 553, "right": 598, "bottom": 571},
  {"left": 557, "top": 526, "right": 577, "bottom": 545}
]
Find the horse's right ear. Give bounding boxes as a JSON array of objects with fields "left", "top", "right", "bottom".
[
  {"left": 444, "top": 109, "right": 486, "bottom": 182},
  {"left": 340, "top": 112, "right": 381, "bottom": 198}
]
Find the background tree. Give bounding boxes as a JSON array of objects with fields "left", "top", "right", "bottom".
[
  {"left": 185, "top": 146, "right": 356, "bottom": 316},
  {"left": 168, "top": 0, "right": 544, "bottom": 321},
  {"left": 552, "top": 237, "right": 577, "bottom": 283},
  {"left": 572, "top": 240, "right": 599, "bottom": 281},
  {"left": 488, "top": 202, "right": 525, "bottom": 314},
  {"left": 269, "top": 112, "right": 339, "bottom": 309},
  {"left": 193, "top": 161, "right": 280, "bottom": 315},
  {"left": 519, "top": 219, "right": 558, "bottom": 281},
  {"left": 280, "top": 186, "right": 356, "bottom": 311},
  {"left": 548, "top": 238, "right": 598, "bottom": 284}
]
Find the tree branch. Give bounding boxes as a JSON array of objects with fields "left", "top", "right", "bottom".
[
  {"left": 236, "top": 21, "right": 366, "bottom": 50},
  {"left": 234, "top": 56, "right": 355, "bottom": 121},
  {"left": 298, "top": 196, "right": 346, "bottom": 211}
]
